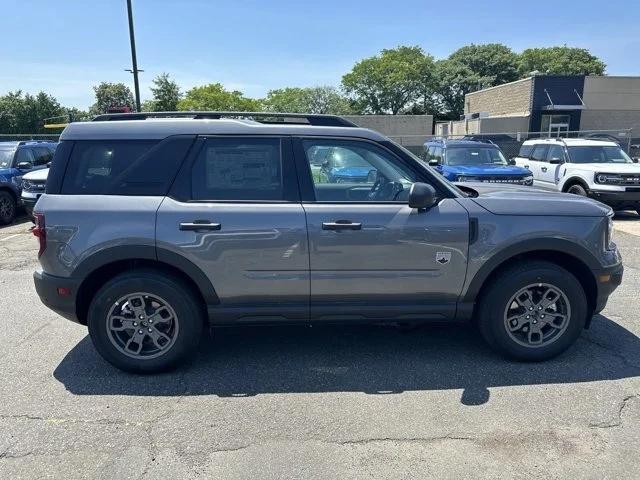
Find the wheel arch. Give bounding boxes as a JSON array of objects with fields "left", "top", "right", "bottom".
[
  {"left": 73, "top": 245, "right": 219, "bottom": 325},
  {"left": 561, "top": 176, "right": 590, "bottom": 193},
  {"left": 464, "top": 240, "right": 599, "bottom": 321}
]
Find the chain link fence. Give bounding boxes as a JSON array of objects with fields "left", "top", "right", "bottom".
[{"left": 0, "top": 134, "right": 61, "bottom": 143}]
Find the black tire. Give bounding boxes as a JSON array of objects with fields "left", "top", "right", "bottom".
[
  {"left": 87, "top": 269, "right": 204, "bottom": 373},
  {"left": 477, "top": 261, "right": 587, "bottom": 361},
  {"left": 567, "top": 184, "right": 588, "bottom": 197},
  {"left": 0, "top": 191, "right": 16, "bottom": 225}
]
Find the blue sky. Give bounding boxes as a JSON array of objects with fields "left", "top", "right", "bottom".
[{"left": 2, "top": 0, "right": 638, "bottom": 109}]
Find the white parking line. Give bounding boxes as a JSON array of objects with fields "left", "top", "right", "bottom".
[{"left": 0, "top": 233, "right": 21, "bottom": 242}]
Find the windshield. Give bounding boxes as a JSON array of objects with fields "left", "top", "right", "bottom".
[
  {"left": 567, "top": 146, "right": 633, "bottom": 164},
  {"left": 0, "top": 149, "right": 15, "bottom": 168},
  {"left": 445, "top": 147, "right": 507, "bottom": 166}
]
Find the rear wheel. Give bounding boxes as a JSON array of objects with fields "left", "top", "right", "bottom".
[
  {"left": 477, "top": 261, "right": 587, "bottom": 361},
  {"left": 87, "top": 270, "right": 204, "bottom": 373},
  {"left": 0, "top": 191, "right": 16, "bottom": 225},
  {"left": 567, "top": 184, "right": 588, "bottom": 197}
]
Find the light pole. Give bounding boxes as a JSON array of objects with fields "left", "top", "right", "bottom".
[{"left": 126, "top": 0, "right": 142, "bottom": 112}]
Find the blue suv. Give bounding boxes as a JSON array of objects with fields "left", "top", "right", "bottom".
[
  {"left": 0, "top": 141, "right": 56, "bottom": 224},
  {"left": 423, "top": 140, "right": 533, "bottom": 186}
]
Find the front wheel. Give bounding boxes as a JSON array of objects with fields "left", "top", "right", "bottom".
[
  {"left": 0, "top": 191, "right": 16, "bottom": 225},
  {"left": 87, "top": 270, "right": 204, "bottom": 373},
  {"left": 567, "top": 184, "right": 588, "bottom": 197},
  {"left": 477, "top": 261, "right": 587, "bottom": 361}
]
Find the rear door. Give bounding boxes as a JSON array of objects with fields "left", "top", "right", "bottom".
[
  {"left": 157, "top": 136, "right": 309, "bottom": 323},
  {"left": 294, "top": 137, "right": 469, "bottom": 322},
  {"left": 526, "top": 144, "right": 549, "bottom": 189},
  {"left": 541, "top": 144, "right": 566, "bottom": 189}
]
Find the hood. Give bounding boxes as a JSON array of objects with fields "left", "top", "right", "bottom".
[
  {"left": 462, "top": 183, "right": 612, "bottom": 217},
  {"left": 445, "top": 164, "right": 531, "bottom": 176},
  {"left": 22, "top": 167, "right": 49, "bottom": 181},
  {"left": 565, "top": 163, "right": 640, "bottom": 174},
  {"left": 331, "top": 166, "right": 373, "bottom": 178},
  {"left": 0, "top": 167, "right": 19, "bottom": 179}
]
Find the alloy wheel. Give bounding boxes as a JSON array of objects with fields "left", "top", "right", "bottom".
[
  {"left": 503, "top": 283, "right": 571, "bottom": 348},
  {"left": 106, "top": 292, "right": 179, "bottom": 359}
]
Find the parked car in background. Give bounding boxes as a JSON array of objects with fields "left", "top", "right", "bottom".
[
  {"left": 514, "top": 138, "right": 640, "bottom": 214},
  {"left": 33, "top": 112, "right": 622, "bottom": 373},
  {"left": 423, "top": 139, "right": 533, "bottom": 185},
  {"left": 461, "top": 134, "right": 523, "bottom": 158},
  {"left": 0, "top": 140, "right": 56, "bottom": 224},
  {"left": 21, "top": 167, "right": 49, "bottom": 217},
  {"left": 311, "top": 144, "right": 377, "bottom": 183}
]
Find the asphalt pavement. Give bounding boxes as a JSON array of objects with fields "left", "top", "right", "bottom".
[{"left": 0, "top": 212, "right": 639, "bottom": 479}]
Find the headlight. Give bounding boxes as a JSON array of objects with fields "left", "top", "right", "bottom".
[
  {"left": 22, "top": 180, "right": 33, "bottom": 191},
  {"left": 523, "top": 175, "right": 533, "bottom": 185},
  {"left": 605, "top": 215, "right": 615, "bottom": 251},
  {"left": 595, "top": 173, "right": 623, "bottom": 184}
]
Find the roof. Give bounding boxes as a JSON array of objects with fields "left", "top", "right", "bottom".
[
  {"left": 522, "top": 138, "right": 618, "bottom": 147},
  {"left": 424, "top": 139, "right": 499, "bottom": 148},
  {"left": 60, "top": 118, "right": 387, "bottom": 142}
]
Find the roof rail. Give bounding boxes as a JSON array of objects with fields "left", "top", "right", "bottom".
[
  {"left": 91, "top": 111, "right": 358, "bottom": 127},
  {"left": 17, "top": 140, "right": 56, "bottom": 145}
]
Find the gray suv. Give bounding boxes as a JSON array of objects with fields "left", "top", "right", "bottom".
[{"left": 33, "top": 112, "right": 623, "bottom": 373}]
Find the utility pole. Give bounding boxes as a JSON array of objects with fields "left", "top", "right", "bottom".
[{"left": 125, "top": 0, "right": 142, "bottom": 112}]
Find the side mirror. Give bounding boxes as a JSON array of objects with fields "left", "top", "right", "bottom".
[
  {"left": 507, "top": 158, "right": 516, "bottom": 165},
  {"left": 47, "top": 161, "right": 52, "bottom": 168},
  {"left": 632, "top": 158, "right": 639, "bottom": 164},
  {"left": 17, "top": 161, "right": 33, "bottom": 170},
  {"left": 549, "top": 158, "right": 563, "bottom": 164},
  {"left": 428, "top": 159, "right": 439, "bottom": 166},
  {"left": 408, "top": 182, "right": 437, "bottom": 210}
]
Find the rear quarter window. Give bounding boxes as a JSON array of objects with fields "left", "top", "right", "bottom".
[{"left": 61, "top": 136, "right": 194, "bottom": 195}]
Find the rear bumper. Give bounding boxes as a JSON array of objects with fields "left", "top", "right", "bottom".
[
  {"left": 590, "top": 190, "right": 640, "bottom": 209},
  {"left": 33, "top": 270, "right": 81, "bottom": 324},
  {"left": 593, "top": 263, "right": 624, "bottom": 315}
]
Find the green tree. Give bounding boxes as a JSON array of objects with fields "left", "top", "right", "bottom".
[
  {"left": 0, "top": 91, "right": 64, "bottom": 133},
  {"left": 147, "top": 73, "right": 181, "bottom": 111},
  {"left": 518, "top": 46, "right": 606, "bottom": 76},
  {"left": 433, "top": 60, "right": 488, "bottom": 119},
  {"left": 342, "top": 46, "right": 436, "bottom": 114},
  {"left": 89, "top": 82, "right": 135, "bottom": 115},
  {"left": 448, "top": 43, "right": 520, "bottom": 86},
  {"left": 262, "top": 86, "right": 353, "bottom": 114},
  {"left": 178, "top": 83, "right": 260, "bottom": 111}
]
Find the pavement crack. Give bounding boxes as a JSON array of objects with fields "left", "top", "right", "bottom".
[
  {"left": 590, "top": 394, "right": 639, "bottom": 429},
  {"left": 337, "top": 434, "right": 474, "bottom": 446},
  {"left": 0, "top": 413, "right": 148, "bottom": 427}
]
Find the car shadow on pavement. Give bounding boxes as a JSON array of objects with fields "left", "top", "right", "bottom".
[{"left": 53, "top": 314, "right": 640, "bottom": 406}]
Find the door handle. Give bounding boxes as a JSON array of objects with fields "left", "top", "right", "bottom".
[
  {"left": 524, "top": 164, "right": 529, "bottom": 169},
  {"left": 322, "top": 220, "right": 362, "bottom": 231},
  {"left": 541, "top": 167, "right": 548, "bottom": 172},
  {"left": 179, "top": 221, "right": 221, "bottom": 231}
]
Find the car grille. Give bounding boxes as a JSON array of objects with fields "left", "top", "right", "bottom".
[
  {"left": 465, "top": 176, "right": 526, "bottom": 184},
  {"left": 620, "top": 175, "right": 640, "bottom": 186},
  {"left": 23, "top": 180, "right": 46, "bottom": 192}
]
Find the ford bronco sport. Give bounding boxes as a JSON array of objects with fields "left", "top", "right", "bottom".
[{"left": 33, "top": 112, "right": 623, "bottom": 373}]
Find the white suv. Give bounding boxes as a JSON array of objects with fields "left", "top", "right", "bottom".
[{"left": 514, "top": 138, "right": 640, "bottom": 214}]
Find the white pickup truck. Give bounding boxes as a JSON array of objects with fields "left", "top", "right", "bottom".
[{"left": 513, "top": 138, "right": 640, "bottom": 215}]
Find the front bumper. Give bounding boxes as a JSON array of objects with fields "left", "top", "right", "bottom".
[
  {"left": 592, "top": 262, "right": 624, "bottom": 315},
  {"left": 33, "top": 270, "right": 81, "bottom": 324},
  {"left": 590, "top": 189, "right": 640, "bottom": 209}
]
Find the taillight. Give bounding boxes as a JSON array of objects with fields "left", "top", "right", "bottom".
[{"left": 32, "top": 213, "right": 46, "bottom": 258}]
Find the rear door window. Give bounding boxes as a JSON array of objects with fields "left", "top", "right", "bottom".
[
  {"left": 61, "top": 137, "right": 193, "bottom": 195},
  {"left": 530, "top": 145, "right": 549, "bottom": 162},
  {"left": 191, "top": 137, "right": 284, "bottom": 201},
  {"left": 518, "top": 144, "right": 533, "bottom": 158}
]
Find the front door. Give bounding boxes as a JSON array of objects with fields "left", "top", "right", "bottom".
[
  {"left": 295, "top": 137, "right": 469, "bottom": 322},
  {"left": 157, "top": 136, "right": 309, "bottom": 323}
]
